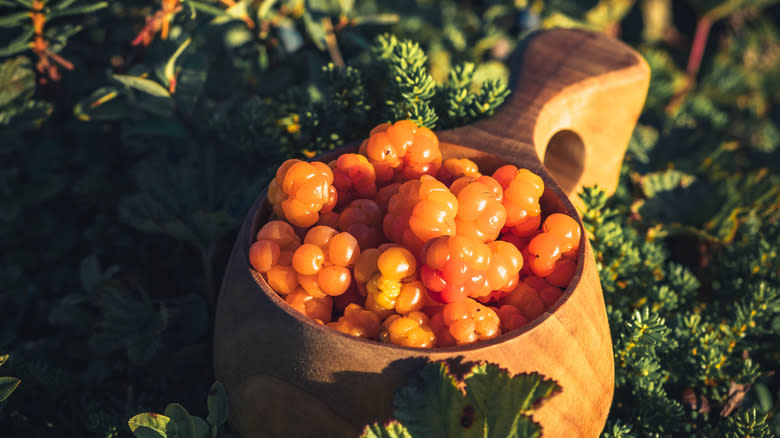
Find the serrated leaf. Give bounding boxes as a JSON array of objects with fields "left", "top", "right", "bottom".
[
  {"left": 206, "top": 381, "right": 229, "bottom": 428},
  {"left": 0, "top": 376, "right": 20, "bottom": 402},
  {"left": 129, "top": 413, "right": 171, "bottom": 437},
  {"left": 463, "top": 364, "right": 560, "bottom": 438},
  {"left": 361, "top": 420, "right": 413, "bottom": 438},
  {"left": 393, "top": 362, "right": 472, "bottom": 437},
  {"left": 89, "top": 281, "right": 167, "bottom": 365},
  {"left": 0, "top": 99, "right": 52, "bottom": 129},
  {"left": 0, "top": 56, "right": 35, "bottom": 107},
  {"left": 394, "top": 362, "right": 559, "bottom": 438},
  {"left": 118, "top": 192, "right": 199, "bottom": 246},
  {"left": 165, "top": 403, "right": 196, "bottom": 438}
]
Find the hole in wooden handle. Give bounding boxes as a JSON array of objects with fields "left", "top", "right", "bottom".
[{"left": 543, "top": 130, "right": 585, "bottom": 196}]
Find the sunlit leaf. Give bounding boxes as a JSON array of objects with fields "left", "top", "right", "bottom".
[
  {"left": 0, "top": 56, "right": 35, "bottom": 106},
  {"left": 73, "top": 87, "right": 129, "bottom": 121},
  {"left": 393, "top": 362, "right": 559, "bottom": 438},
  {"left": 129, "top": 412, "right": 171, "bottom": 437},
  {"left": 361, "top": 421, "right": 413, "bottom": 438},
  {"left": 0, "top": 376, "right": 20, "bottom": 402}
]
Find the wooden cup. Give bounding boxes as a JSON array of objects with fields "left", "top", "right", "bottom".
[{"left": 214, "top": 28, "right": 649, "bottom": 437}]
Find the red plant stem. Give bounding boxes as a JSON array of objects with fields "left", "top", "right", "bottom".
[{"left": 686, "top": 16, "right": 712, "bottom": 80}]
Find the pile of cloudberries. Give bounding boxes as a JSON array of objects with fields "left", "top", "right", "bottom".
[{"left": 250, "top": 120, "right": 581, "bottom": 348}]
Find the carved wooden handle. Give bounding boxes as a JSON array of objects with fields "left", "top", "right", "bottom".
[
  {"left": 438, "top": 28, "right": 650, "bottom": 202},
  {"left": 214, "top": 28, "right": 651, "bottom": 438}
]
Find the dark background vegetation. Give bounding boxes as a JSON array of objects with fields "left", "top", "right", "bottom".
[{"left": 0, "top": 0, "right": 778, "bottom": 437}]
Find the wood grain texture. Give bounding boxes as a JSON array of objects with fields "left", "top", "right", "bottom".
[{"left": 214, "top": 28, "right": 650, "bottom": 437}]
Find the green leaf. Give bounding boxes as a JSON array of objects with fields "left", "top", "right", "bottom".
[
  {"left": 0, "top": 376, "right": 20, "bottom": 402},
  {"left": 753, "top": 383, "right": 772, "bottom": 413},
  {"left": 192, "top": 416, "right": 209, "bottom": 438},
  {"left": 187, "top": 0, "right": 230, "bottom": 17},
  {"left": 130, "top": 426, "right": 167, "bottom": 438},
  {"left": 257, "top": 0, "right": 279, "bottom": 19},
  {"left": 0, "top": 11, "right": 29, "bottom": 28},
  {"left": 129, "top": 413, "right": 172, "bottom": 437},
  {"left": 0, "top": 354, "right": 8, "bottom": 367},
  {"left": 163, "top": 38, "right": 192, "bottom": 90},
  {"left": 172, "top": 53, "right": 208, "bottom": 115},
  {"left": 54, "top": 0, "right": 82, "bottom": 10},
  {"left": 584, "top": 0, "right": 636, "bottom": 30},
  {"left": 394, "top": 362, "right": 560, "bottom": 438},
  {"left": 0, "top": 28, "right": 34, "bottom": 57},
  {"left": 302, "top": 10, "right": 328, "bottom": 50},
  {"left": 0, "top": 56, "right": 35, "bottom": 107},
  {"left": 393, "top": 362, "right": 474, "bottom": 437},
  {"left": 463, "top": 364, "right": 560, "bottom": 438},
  {"left": 361, "top": 420, "right": 414, "bottom": 438},
  {"left": 112, "top": 74, "right": 171, "bottom": 97},
  {"left": 111, "top": 74, "right": 174, "bottom": 116},
  {"left": 0, "top": 99, "right": 52, "bottom": 129},
  {"left": 73, "top": 86, "right": 128, "bottom": 121},
  {"left": 48, "top": 1, "right": 107, "bottom": 18},
  {"left": 165, "top": 403, "right": 196, "bottom": 438},
  {"left": 639, "top": 170, "right": 696, "bottom": 198},
  {"left": 206, "top": 381, "right": 229, "bottom": 428},
  {"left": 118, "top": 192, "right": 199, "bottom": 246}
]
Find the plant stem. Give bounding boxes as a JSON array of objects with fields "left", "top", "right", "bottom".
[
  {"left": 686, "top": 16, "right": 712, "bottom": 81},
  {"left": 323, "top": 17, "right": 345, "bottom": 68}
]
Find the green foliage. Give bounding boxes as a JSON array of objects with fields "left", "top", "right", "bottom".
[
  {"left": 583, "top": 182, "right": 779, "bottom": 437},
  {"left": 364, "top": 361, "right": 560, "bottom": 438},
  {"left": 362, "top": 421, "right": 414, "bottom": 438},
  {"left": 0, "top": 354, "right": 20, "bottom": 402},
  {"left": 0, "top": 0, "right": 108, "bottom": 56},
  {"left": 0, "top": 56, "right": 52, "bottom": 136},
  {"left": 128, "top": 382, "right": 229, "bottom": 438},
  {"left": 724, "top": 408, "right": 775, "bottom": 438}
]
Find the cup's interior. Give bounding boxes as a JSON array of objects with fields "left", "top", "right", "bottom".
[{"left": 246, "top": 143, "right": 585, "bottom": 351}]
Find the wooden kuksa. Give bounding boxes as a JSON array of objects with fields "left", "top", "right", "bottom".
[{"left": 214, "top": 28, "right": 650, "bottom": 437}]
